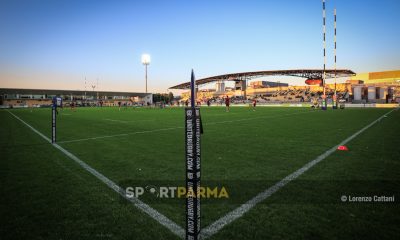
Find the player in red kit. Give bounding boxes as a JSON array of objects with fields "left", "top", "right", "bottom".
[{"left": 225, "top": 96, "right": 230, "bottom": 112}]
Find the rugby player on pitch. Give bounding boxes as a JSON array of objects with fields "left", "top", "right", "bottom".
[{"left": 225, "top": 95, "right": 230, "bottom": 112}]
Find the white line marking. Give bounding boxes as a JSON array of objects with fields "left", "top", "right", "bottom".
[
  {"left": 104, "top": 118, "right": 155, "bottom": 123},
  {"left": 60, "top": 110, "right": 315, "bottom": 143},
  {"left": 200, "top": 108, "right": 397, "bottom": 239},
  {"left": 205, "top": 112, "right": 240, "bottom": 116},
  {"left": 59, "top": 126, "right": 185, "bottom": 143},
  {"left": 6, "top": 110, "right": 185, "bottom": 239},
  {"left": 205, "top": 110, "right": 313, "bottom": 126},
  {"left": 104, "top": 118, "right": 131, "bottom": 123}
]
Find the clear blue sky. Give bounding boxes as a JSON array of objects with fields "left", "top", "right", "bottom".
[{"left": 0, "top": 0, "right": 399, "bottom": 93}]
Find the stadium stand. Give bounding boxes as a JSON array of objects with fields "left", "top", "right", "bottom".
[{"left": 0, "top": 88, "right": 152, "bottom": 108}]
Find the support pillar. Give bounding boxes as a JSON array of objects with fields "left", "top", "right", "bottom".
[
  {"left": 378, "top": 87, "right": 387, "bottom": 99},
  {"left": 353, "top": 86, "right": 362, "bottom": 101},
  {"left": 367, "top": 86, "right": 376, "bottom": 102},
  {"left": 242, "top": 80, "right": 247, "bottom": 99}
]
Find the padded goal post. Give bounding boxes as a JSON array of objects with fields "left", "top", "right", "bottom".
[{"left": 51, "top": 96, "right": 62, "bottom": 143}]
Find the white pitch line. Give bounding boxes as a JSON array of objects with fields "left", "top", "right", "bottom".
[
  {"left": 104, "top": 118, "right": 156, "bottom": 123},
  {"left": 104, "top": 118, "right": 128, "bottom": 123},
  {"left": 200, "top": 108, "right": 397, "bottom": 239},
  {"left": 205, "top": 110, "right": 314, "bottom": 126},
  {"left": 206, "top": 112, "right": 240, "bottom": 116},
  {"left": 59, "top": 126, "right": 185, "bottom": 143},
  {"left": 6, "top": 110, "right": 185, "bottom": 239},
  {"left": 60, "top": 109, "right": 315, "bottom": 144}
]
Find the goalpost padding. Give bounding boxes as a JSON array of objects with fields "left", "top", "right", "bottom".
[{"left": 185, "top": 107, "right": 201, "bottom": 240}]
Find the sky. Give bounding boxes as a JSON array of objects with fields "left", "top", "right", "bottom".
[{"left": 0, "top": 0, "right": 399, "bottom": 94}]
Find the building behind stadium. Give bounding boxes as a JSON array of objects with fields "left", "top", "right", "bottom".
[{"left": 0, "top": 88, "right": 152, "bottom": 108}]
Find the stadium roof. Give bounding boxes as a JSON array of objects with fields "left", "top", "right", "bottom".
[
  {"left": 169, "top": 69, "right": 356, "bottom": 89},
  {"left": 0, "top": 88, "right": 151, "bottom": 97}
]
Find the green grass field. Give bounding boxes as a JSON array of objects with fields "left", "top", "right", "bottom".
[{"left": 1, "top": 106, "right": 399, "bottom": 240}]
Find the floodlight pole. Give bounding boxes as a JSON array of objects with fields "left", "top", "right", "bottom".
[
  {"left": 333, "top": 8, "right": 338, "bottom": 109},
  {"left": 141, "top": 54, "right": 151, "bottom": 94},
  {"left": 145, "top": 64, "right": 148, "bottom": 93},
  {"left": 322, "top": 0, "right": 327, "bottom": 110}
]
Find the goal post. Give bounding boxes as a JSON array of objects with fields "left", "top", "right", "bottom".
[{"left": 185, "top": 70, "right": 202, "bottom": 240}]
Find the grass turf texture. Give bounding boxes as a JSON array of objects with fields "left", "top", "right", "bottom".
[{"left": 0, "top": 106, "right": 399, "bottom": 239}]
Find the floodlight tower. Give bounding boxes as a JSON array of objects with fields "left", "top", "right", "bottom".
[
  {"left": 141, "top": 54, "right": 151, "bottom": 93},
  {"left": 334, "top": 8, "right": 337, "bottom": 87},
  {"left": 333, "top": 8, "right": 338, "bottom": 109},
  {"left": 322, "top": 0, "right": 327, "bottom": 110}
]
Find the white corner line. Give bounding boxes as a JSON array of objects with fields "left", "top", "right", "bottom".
[
  {"left": 6, "top": 110, "right": 185, "bottom": 239},
  {"left": 200, "top": 108, "right": 397, "bottom": 239}
]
